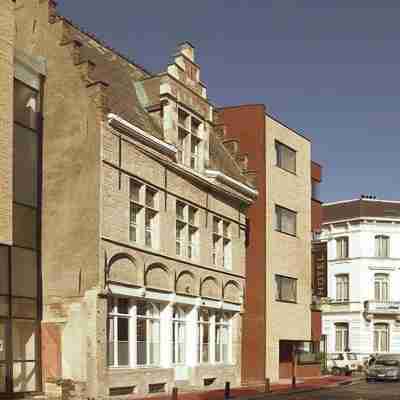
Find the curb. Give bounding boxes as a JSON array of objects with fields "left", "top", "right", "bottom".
[{"left": 241, "top": 377, "right": 365, "bottom": 399}]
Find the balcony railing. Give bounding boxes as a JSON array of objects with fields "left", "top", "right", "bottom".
[{"left": 365, "top": 301, "right": 400, "bottom": 314}]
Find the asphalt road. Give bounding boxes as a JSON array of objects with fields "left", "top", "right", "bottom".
[{"left": 260, "top": 381, "right": 400, "bottom": 400}]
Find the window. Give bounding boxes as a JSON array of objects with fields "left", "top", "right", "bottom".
[
  {"left": 336, "top": 237, "right": 349, "bottom": 259},
  {"left": 374, "top": 274, "right": 389, "bottom": 302},
  {"left": 275, "top": 275, "right": 297, "bottom": 303},
  {"left": 198, "top": 309, "right": 211, "bottom": 363},
  {"left": 176, "top": 107, "right": 202, "bottom": 171},
  {"left": 175, "top": 201, "right": 198, "bottom": 260},
  {"left": 335, "top": 323, "right": 349, "bottom": 352},
  {"left": 215, "top": 313, "right": 230, "bottom": 363},
  {"left": 375, "top": 235, "right": 390, "bottom": 257},
  {"left": 129, "top": 180, "right": 158, "bottom": 248},
  {"left": 172, "top": 306, "right": 186, "bottom": 365},
  {"left": 275, "top": 141, "right": 296, "bottom": 173},
  {"left": 108, "top": 298, "right": 130, "bottom": 367},
  {"left": 212, "top": 217, "right": 231, "bottom": 269},
  {"left": 374, "top": 323, "right": 389, "bottom": 353},
  {"left": 336, "top": 274, "right": 349, "bottom": 302},
  {"left": 275, "top": 205, "right": 296, "bottom": 236},
  {"left": 14, "top": 80, "right": 39, "bottom": 130},
  {"left": 137, "top": 302, "right": 160, "bottom": 366}
]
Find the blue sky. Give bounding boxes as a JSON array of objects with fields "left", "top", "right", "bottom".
[{"left": 57, "top": 1, "right": 400, "bottom": 202}]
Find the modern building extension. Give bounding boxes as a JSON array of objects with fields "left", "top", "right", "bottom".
[
  {"left": 218, "top": 106, "right": 324, "bottom": 384},
  {"left": 320, "top": 197, "right": 400, "bottom": 357},
  {"left": 0, "top": 0, "right": 257, "bottom": 397}
]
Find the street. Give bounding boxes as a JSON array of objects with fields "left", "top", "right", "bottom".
[{"left": 260, "top": 381, "right": 400, "bottom": 400}]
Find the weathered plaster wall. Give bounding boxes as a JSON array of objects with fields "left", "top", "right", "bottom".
[{"left": 0, "top": 0, "right": 14, "bottom": 245}]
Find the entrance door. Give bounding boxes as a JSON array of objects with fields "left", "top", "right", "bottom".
[{"left": 0, "top": 320, "right": 10, "bottom": 393}]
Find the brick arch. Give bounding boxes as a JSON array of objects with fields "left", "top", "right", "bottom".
[
  {"left": 223, "top": 280, "right": 242, "bottom": 304},
  {"left": 107, "top": 253, "right": 140, "bottom": 286},
  {"left": 176, "top": 270, "right": 197, "bottom": 296},
  {"left": 200, "top": 276, "right": 220, "bottom": 299},
  {"left": 145, "top": 263, "right": 173, "bottom": 291}
]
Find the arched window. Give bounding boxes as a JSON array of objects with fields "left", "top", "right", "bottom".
[
  {"left": 136, "top": 301, "right": 160, "bottom": 366},
  {"left": 215, "top": 312, "right": 231, "bottom": 363},
  {"left": 374, "top": 274, "right": 390, "bottom": 302},
  {"left": 335, "top": 323, "right": 349, "bottom": 352},
  {"left": 198, "top": 309, "right": 211, "bottom": 363},
  {"left": 172, "top": 305, "right": 187, "bottom": 364},
  {"left": 374, "top": 323, "right": 389, "bottom": 352}
]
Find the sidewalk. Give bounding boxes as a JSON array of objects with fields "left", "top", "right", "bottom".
[{"left": 132, "top": 375, "right": 361, "bottom": 400}]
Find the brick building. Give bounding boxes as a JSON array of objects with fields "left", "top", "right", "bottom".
[
  {"left": 219, "top": 106, "right": 324, "bottom": 384},
  {"left": 0, "top": 0, "right": 258, "bottom": 397}
]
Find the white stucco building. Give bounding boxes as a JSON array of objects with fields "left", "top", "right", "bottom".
[{"left": 320, "top": 197, "right": 400, "bottom": 358}]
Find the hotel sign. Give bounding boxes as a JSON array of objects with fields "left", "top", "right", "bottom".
[{"left": 312, "top": 242, "right": 327, "bottom": 298}]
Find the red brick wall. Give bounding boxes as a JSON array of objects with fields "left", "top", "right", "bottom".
[
  {"left": 42, "top": 323, "right": 62, "bottom": 382},
  {"left": 219, "top": 105, "right": 267, "bottom": 386},
  {"left": 311, "top": 310, "right": 322, "bottom": 341}
]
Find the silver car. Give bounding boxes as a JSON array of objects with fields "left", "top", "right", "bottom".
[{"left": 366, "top": 354, "right": 400, "bottom": 381}]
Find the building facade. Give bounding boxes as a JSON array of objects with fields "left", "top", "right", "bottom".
[
  {"left": 219, "top": 106, "right": 324, "bottom": 384},
  {"left": 0, "top": 0, "right": 258, "bottom": 397},
  {"left": 320, "top": 197, "right": 400, "bottom": 357}
]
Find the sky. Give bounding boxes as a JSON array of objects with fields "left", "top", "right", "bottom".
[{"left": 57, "top": 1, "right": 400, "bottom": 203}]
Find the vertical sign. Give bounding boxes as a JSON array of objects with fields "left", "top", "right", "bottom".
[{"left": 312, "top": 241, "right": 327, "bottom": 297}]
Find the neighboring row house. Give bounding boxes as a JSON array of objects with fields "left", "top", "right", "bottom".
[
  {"left": 0, "top": 0, "right": 257, "bottom": 397},
  {"left": 320, "top": 197, "right": 400, "bottom": 357},
  {"left": 0, "top": 0, "right": 325, "bottom": 398},
  {"left": 219, "top": 107, "right": 324, "bottom": 383}
]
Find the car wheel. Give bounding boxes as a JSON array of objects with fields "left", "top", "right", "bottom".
[{"left": 332, "top": 367, "right": 341, "bottom": 376}]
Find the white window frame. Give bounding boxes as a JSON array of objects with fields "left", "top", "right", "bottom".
[
  {"left": 375, "top": 235, "right": 390, "bottom": 258},
  {"left": 275, "top": 205, "right": 297, "bottom": 236},
  {"left": 335, "top": 323, "right": 349, "bottom": 352},
  {"left": 129, "top": 179, "right": 159, "bottom": 249},
  {"left": 175, "top": 201, "right": 199, "bottom": 261},
  {"left": 335, "top": 274, "right": 349, "bottom": 302},
  {"left": 172, "top": 305, "right": 187, "bottom": 365},
  {"left": 176, "top": 107, "right": 203, "bottom": 171},
  {"left": 212, "top": 216, "right": 232, "bottom": 269},
  {"left": 374, "top": 323, "right": 389, "bottom": 353},
  {"left": 374, "top": 274, "right": 390, "bottom": 302},
  {"left": 336, "top": 236, "right": 349, "bottom": 259}
]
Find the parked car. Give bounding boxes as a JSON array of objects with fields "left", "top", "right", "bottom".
[
  {"left": 327, "top": 352, "right": 363, "bottom": 375},
  {"left": 366, "top": 354, "right": 400, "bottom": 382}
]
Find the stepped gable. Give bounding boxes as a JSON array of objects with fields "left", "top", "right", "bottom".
[{"left": 54, "top": 3, "right": 255, "bottom": 189}]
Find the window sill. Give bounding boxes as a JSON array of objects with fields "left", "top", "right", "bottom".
[
  {"left": 276, "top": 165, "right": 297, "bottom": 176},
  {"left": 276, "top": 299, "right": 297, "bottom": 304},
  {"left": 275, "top": 229, "right": 297, "bottom": 238}
]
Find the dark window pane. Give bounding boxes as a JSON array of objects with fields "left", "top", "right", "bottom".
[
  {"left": 14, "top": 80, "right": 39, "bottom": 130},
  {"left": 14, "top": 124, "right": 38, "bottom": 207},
  {"left": 13, "top": 204, "right": 37, "bottom": 249},
  {"left": 0, "top": 322, "right": 6, "bottom": 362},
  {"left": 0, "top": 246, "right": 9, "bottom": 295},
  {"left": 12, "top": 298, "right": 37, "bottom": 319},
  {"left": 0, "top": 365, "right": 6, "bottom": 392},
  {"left": 0, "top": 297, "right": 9, "bottom": 317},
  {"left": 13, "top": 362, "right": 38, "bottom": 392},
  {"left": 11, "top": 248, "right": 37, "bottom": 298}
]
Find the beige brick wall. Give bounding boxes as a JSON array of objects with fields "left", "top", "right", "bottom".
[
  {"left": 15, "top": 0, "right": 102, "bottom": 301},
  {"left": 265, "top": 115, "right": 312, "bottom": 382},
  {"left": 0, "top": 0, "right": 14, "bottom": 245}
]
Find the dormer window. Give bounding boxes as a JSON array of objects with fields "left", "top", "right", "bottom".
[{"left": 176, "top": 107, "right": 203, "bottom": 171}]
